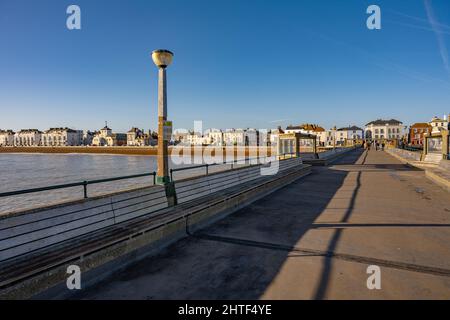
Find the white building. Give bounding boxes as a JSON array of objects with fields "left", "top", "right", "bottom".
[
  {"left": 91, "top": 125, "right": 127, "bottom": 146},
  {"left": 205, "top": 129, "right": 224, "bottom": 146},
  {"left": 245, "top": 128, "right": 260, "bottom": 146},
  {"left": 92, "top": 125, "right": 112, "bottom": 146},
  {"left": 323, "top": 127, "right": 337, "bottom": 147},
  {"left": 183, "top": 132, "right": 205, "bottom": 146},
  {"left": 41, "top": 128, "right": 83, "bottom": 146},
  {"left": 285, "top": 124, "right": 326, "bottom": 146},
  {"left": 82, "top": 130, "right": 95, "bottom": 146},
  {"left": 0, "top": 130, "right": 15, "bottom": 146},
  {"left": 14, "top": 129, "right": 42, "bottom": 146},
  {"left": 429, "top": 114, "right": 450, "bottom": 133},
  {"left": 127, "top": 127, "right": 149, "bottom": 146},
  {"left": 336, "top": 126, "right": 364, "bottom": 145},
  {"left": 223, "top": 129, "right": 246, "bottom": 146},
  {"left": 365, "top": 119, "right": 404, "bottom": 141},
  {"left": 268, "top": 127, "right": 284, "bottom": 147}
]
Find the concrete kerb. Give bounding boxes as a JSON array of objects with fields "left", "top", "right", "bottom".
[
  {"left": 302, "top": 147, "right": 357, "bottom": 166},
  {"left": 386, "top": 149, "right": 450, "bottom": 193}
]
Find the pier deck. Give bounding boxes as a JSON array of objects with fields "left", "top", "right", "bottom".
[{"left": 74, "top": 149, "right": 450, "bottom": 299}]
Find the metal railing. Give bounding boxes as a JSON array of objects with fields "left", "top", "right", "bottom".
[
  {"left": 0, "top": 153, "right": 298, "bottom": 200},
  {"left": 169, "top": 153, "right": 296, "bottom": 181},
  {"left": 0, "top": 172, "right": 156, "bottom": 199},
  {"left": 401, "top": 146, "right": 423, "bottom": 152}
]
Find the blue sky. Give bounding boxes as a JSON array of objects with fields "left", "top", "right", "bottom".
[{"left": 0, "top": 0, "right": 449, "bottom": 133}]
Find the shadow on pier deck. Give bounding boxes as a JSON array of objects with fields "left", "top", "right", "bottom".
[{"left": 73, "top": 149, "right": 450, "bottom": 300}]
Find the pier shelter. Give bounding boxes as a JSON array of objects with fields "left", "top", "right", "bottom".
[
  {"left": 278, "top": 132, "right": 317, "bottom": 158},
  {"left": 423, "top": 129, "right": 450, "bottom": 162}
]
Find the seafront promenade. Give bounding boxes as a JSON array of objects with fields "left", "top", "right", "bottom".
[
  {"left": 74, "top": 149, "right": 450, "bottom": 299},
  {"left": 0, "top": 146, "right": 275, "bottom": 156}
]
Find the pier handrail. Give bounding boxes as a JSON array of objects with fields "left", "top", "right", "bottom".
[
  {"left": 0, "top": 153, "right": 298, "bottom": 200},
  {"left": 0, "top": 172, "right": 157, "bottom": 199},
  {"left": 169, "top": 153, "right": 296, "bottom": 181}
]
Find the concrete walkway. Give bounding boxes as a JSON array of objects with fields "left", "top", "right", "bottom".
[{"left": 75, "top": 149, "right": 450, "bottom": 299}]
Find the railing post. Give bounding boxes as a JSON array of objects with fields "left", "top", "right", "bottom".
[
  {"left": 83, "top": 181, "right": 88, "bottom": 199},
  {"left": 153, "top": 172, "right": 156, "bottom": 185},
  {"left": 169, "top": 169, "right": 173, "bottom": 182},
  {"left": 205, "top": 164, "right": 209, "bottom": 175}
]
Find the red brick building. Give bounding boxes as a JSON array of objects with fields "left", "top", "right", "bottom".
[{"left": 409, "top": 123, "right": 432, "bottom": 146}]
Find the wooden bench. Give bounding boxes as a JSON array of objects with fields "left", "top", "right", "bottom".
[
  {"left": 0, "top": 158, "right": 310, "bottom": 298},
  {"left": 175, "top": 157, "right": 303, "bottom": 204},
  {"left": 0, "top": 186, "right": 167, "bottom": 262}
]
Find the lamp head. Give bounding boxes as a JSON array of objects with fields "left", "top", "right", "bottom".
[{"left": 152, "top": 49, "right": 174, "bottom": 68}]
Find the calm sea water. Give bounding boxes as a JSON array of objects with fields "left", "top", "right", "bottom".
[{"left": 0, "top": 153, "right": 236, "bottom": 215}]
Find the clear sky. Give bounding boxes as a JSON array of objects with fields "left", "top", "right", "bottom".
[{"left": 1, "top": 0, "right": 449, "bottom": 133}]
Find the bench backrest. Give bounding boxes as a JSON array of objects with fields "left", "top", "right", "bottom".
[
  {"left": 0, "top": 185, "right": 167, "bottom": 262},
  {"left": 0, "top": 157, "right": 304, "bottom": 262},
  {"left": 175, "top": 157, "right": 302, "bottom": 204}
]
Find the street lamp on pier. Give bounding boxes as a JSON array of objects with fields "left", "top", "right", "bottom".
[{"left": 151, "top": 49, "right": 174, "bottom": 185}]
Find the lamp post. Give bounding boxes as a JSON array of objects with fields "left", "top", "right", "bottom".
[
  {"left": 151, "top": 49, "right": 174, "bottom": 185},
  {"left": 333, "top": 126, "right": 337, "bottom": 151}
]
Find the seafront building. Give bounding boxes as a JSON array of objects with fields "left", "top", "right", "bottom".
[
  {"left": 268, "top": 127, "right": 284, "bottom": 147},
  {"left": 429, "top": 115, "right": 450, "bottom": 133},
  {"left": 179, "top": 128, "right": 262, "bottom": 146},
  {"left": 285, "top": 124, "right": 326, "bottom": 146},
  {"left": 204, "top": 129, "right": 224, "bottom": 146},
  {"left": 284, "top": 124, "right": 362, "bottom": 147},
  {"left": 41, "top": 128, "right": 83, "bottom": 146},
  {"left": 335, "top": 126, "right": 364, "bottom": 146},
  {"left": 408, "top": 123, "right": 432, "bottom": 146},
  {"left": 127, "top": 127, "right": 151, "bottom": 146},
  {"left": 223, "top": 129, "right": 246, "bottom": 146},
  {"left": 183, "top": 131, "right": 204, "bottom": 146},
  {"left": 82, "top": 130, "right": 95, "bottom": 146},
  {"left": 365, "top": 119, "right": 404, "bottom": 141},
  {"left": 0, "top": 130, "right": 15, "bottom": 146},
  {"left": 91, "top": 125, "right": 127, "bottom": 146},
  {"left": 13, "top": 129, "right": 43, "bottom": 146},
  {"left": 2, "top": 116, "right": 446, "bottom": 149}
]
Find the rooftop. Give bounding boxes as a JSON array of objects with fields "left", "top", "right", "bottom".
[
  {"left": 286, "top": 124, "right": 325, "bottom": 132},
  {"left": 365, "top": 119, "right": 403, "bottom": 126},
  {"left": 410, "top": 123, "right": 432, "bottom": 128},
  {"left": 337, "top": 125, "right": 363, "bottom": 131},
  {"left": 0, "top": 129, "right": 15, "bottom": 134},
  {"left": 44, "top": 127, "right": 77, "bottom": 133}
]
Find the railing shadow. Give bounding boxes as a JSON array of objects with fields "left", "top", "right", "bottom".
[{"left": 75, "top": 149, "right": 366, "bottom": 299}]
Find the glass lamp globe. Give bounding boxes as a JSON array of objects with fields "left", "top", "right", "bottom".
[{"left": 152, "top": 49, "right": 174, "bottom": 68}]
